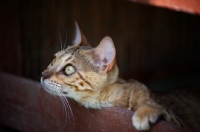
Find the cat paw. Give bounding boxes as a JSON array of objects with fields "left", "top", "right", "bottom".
[{"left": 132, "top": 105, "right": 161, "bottom": 131}]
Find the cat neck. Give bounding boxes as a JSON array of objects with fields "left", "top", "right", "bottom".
[
  {"left": 78, "top": 78, "right": 150, "bottom": 110},
  {"left": 98, "top": 78, "right": 151, "bottom": 109}
]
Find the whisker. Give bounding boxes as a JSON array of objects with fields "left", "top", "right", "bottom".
[
  {"left": 54, "top": 42, "right": 59, "bottom": 52},
  {"left": 63, "top": 28, "right": 67, "bottom": 50},
  {"left": 59, "top": 96, "right": 68, "bottom": 128},
  {"left": 62, "top": 96, "right": 75, "bottom": 130},
  {"left": 57, "top": 29, "right": 63, "bottom": 51},
  {"left": 63, "top": 97, "right": 75, "bottom": 128},
  {"left": 56, "top": 90, "right": 68, "bottom": 127},
  {"left": 56, "top": 89, "right": 75, "bottom": 130}
]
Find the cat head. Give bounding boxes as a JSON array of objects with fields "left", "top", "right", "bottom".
[{"left": 41, "top": 22, "right": 118, "bottom": 107}]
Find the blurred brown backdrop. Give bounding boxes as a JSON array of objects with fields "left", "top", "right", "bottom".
[{"left": 1, "top": 0, "right": 200, "bottom": 89}]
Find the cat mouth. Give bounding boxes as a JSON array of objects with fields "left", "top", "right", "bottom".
[
  {"left": 62, "top": 91, "right": 68, "bottom": 94},
  {"left": 40, "top": 77, "right": 47, "bottom": 86},
  {"left": 41, "top": 76, "right": 48, "bottom": 82}
]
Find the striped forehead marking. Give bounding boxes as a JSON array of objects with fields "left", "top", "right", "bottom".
[
  {"left": 65, "top": 56, "right": 72, "bottom": 62},
  {"left": 53, "top": 54, "right": 73, "bottom": 72}
]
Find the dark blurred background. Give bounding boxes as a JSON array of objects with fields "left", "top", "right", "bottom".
[{"left": 1, "top": 0, "right": 200, "bottom": 90}]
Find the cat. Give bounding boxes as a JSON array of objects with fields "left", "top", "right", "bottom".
[{"left": 41, "top": 22, "right": 200, "bottom": 131}]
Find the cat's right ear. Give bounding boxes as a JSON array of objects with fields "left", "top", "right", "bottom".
[
  {"left": 72, "top": 21, "right": 89, "bottom": 46},
  {"left": 93, "top": 36, "right": 116, "bottom": 73}
]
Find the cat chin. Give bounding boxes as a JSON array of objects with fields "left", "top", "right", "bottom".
[
  {"left": 43, "top": 87, "right": 58, "bottom": 95},
  {"left": 43, "top": 86, "right": 68, "bottom": 97}
]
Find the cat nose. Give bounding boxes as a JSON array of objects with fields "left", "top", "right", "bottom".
[{"left": 42, "top": 71, "right": 51, "bottom": 79}]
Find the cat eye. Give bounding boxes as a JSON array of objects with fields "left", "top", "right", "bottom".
[{"left": 64, "top": 65, "right": 75, "bottom": 76}]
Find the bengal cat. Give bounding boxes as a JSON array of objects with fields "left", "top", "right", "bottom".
[{"left": 41, "top": 22, "right": 200, "bottom": 131}]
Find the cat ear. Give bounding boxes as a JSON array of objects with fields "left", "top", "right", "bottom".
[
  {"left": 94, "top": 36, "right": 116, "bottom": 73},
  {"left": 73, "top": 21, "right": 89, "bottom": 46}
]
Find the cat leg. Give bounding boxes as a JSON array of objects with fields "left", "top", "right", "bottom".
[{"left": 132, "top": 105, "right": 162, "bottom": 131}]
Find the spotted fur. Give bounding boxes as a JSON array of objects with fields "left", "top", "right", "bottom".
[{"left": 41, "top": 22, "right": 200, "bottom": 131}]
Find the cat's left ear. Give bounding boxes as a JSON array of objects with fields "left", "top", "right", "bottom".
[
  {"left": 94, "top": 36, "right": 116, "bottom": 73},
  {"left": 73, "top": 21, "right": 89, "bottom": 46}
]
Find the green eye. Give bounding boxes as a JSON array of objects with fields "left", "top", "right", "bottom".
[{"left": 64, "top": 65, "right": 75, "bottom": 75}]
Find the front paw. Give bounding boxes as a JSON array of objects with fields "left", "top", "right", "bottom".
[{"left": 132, "top": 105, "right": 162, "bottom": 131}]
